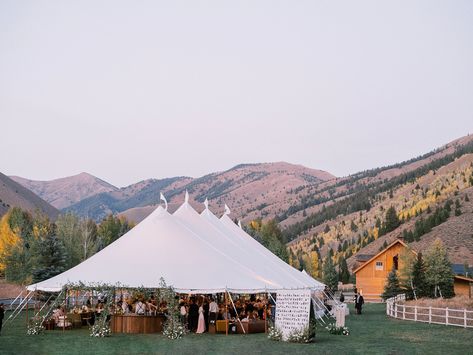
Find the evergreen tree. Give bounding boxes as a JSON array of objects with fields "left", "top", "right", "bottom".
[
  {"left": 247, "top": 219, "right": 289, "bottom": 262},
  {"left": 4, "top": 243, "right": 30, "bottom": 283},
  {"left": 424, "top": 239, "right": 455, "bottom": 298},
  {"left": 323, "top": 255, "right": 338, "bottom": 292},
  {"left": 350, "top": 220, "right": 358, "bottom": 232},
  {"left": 381, "top": 206, "right": 401, "bottom": 235},
  {"left": 381, "top": 270, "right": 403, "bottom": 300},
  {"left": 56, "top": 212, "right": 82, "bottom": 269},
  {"left": 32, "top": 234, "right": 67, "bottom": 283},
  {"left": 412, "top": 253, "right": 428, "bottom": 298},
  {"left": 338, "top": 257, "right": 350, "bottom": 284},
  {"left": 98, "top": 214, "right": 133, "bottom": 249}
]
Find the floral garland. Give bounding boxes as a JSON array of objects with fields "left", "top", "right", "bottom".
[
  {"left": 325, "top": 323, "right": 350, "bottom": 336},
  {"left": 158, "top": 278, "right": 187, "bottom": 340},
  {"left": 27, "top": 316, "right": 44, "bottom": 335}
]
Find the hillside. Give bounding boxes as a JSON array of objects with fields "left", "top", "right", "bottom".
[
  {"left": 64, "top": 177, "right": 191, "bottom": 221},
  {"left": 10, "top": 172, "right": 118, "bottom": 209},
  {"left": 0, "top": 172, "right": 59, "bottom": 219},
  {"left": 287, "top": 135, "right": 473, "bottom": 276},
  {"left": 66, "top": 162, "right": 334, "bottom": 222}
]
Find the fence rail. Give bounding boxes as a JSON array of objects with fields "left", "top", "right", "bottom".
[{"left": 386, "top": 294, "right": 473, "bottom": 329}]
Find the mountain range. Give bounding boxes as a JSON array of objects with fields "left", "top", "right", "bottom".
[{"left": 3, "top": 134, "right": 473, "bottom": 271}]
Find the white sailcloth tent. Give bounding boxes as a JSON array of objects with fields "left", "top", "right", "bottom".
[{"left": 27, "top": 197, "right": 325, "bottom": 293}]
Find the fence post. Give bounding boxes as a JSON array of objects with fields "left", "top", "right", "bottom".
[
  {"left": 414, "top": 306, "right": 417, "bottom": 321},
  {"left": 429, "top": 306, "right": 431, "bottom": 324},
  {"left": 446, "top": 308, "right": 449, "bottom": 326},
  {"left": 464, "top": 309, "right": 467, "bottom": 328},
  {"left": 395, "top": 303, "right": 398, "bottom": 318},
  {"left": 403, "top": 305, "right": 405, "bottom": 320}
]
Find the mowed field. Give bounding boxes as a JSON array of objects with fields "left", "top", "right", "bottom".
[{"left": 1, "top": 304, "right": 471, "bottom": 355}]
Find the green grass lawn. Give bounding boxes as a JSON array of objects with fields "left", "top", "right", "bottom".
[{"left": 1, "top": 304, "right": 471, "bottom": 355}]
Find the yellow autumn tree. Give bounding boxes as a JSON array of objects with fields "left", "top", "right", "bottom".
[
  {"left": 309, "top": 251, "right": 321, "bottom": 279},
  {"left": 0, "top": 212, "right": 22, "bottom": 272}
]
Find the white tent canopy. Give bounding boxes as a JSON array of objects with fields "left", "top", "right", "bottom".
[{"left": 27, "top": 199, "right": 325, "bottom": 293}]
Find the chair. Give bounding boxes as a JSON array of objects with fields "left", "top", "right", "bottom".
[
  {"left": 216, "top": 320, "right": 228, "bottom": 333},
  {"left": 57, "top": 315, "right": 72, "bottom": 330}
]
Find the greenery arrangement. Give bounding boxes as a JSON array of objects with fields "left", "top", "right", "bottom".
[
  {"left": 267, "top": 321, "right": 283, "bottom": 341},
  {"left": 158, "top": 278, "right": 187, "bottom": 340},
  {"left": 325, "top": 323, "right": 350, "bottom": 336},
  {"left": 268, "top": 319, "right": 316, "bottom": 343},
  {"left": 286, "top": 322, "right": 316, "bottom": 343},
  {"left": 90, "top": 322, "right": 112, "bottom": 337},
  {"left": 26, "top": 316, "right": 45, "bottom": 335}
]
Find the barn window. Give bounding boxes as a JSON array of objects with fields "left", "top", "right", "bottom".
[
  {"left": 375, "top": 261, "right": 383, "bottom": 270},
  {"left": 393, "top": 255, "right": 399, "bottom": 270}
]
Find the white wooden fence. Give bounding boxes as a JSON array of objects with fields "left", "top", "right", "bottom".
[{"left": 386, "top": 294, "right": 473, "bottom": 329}]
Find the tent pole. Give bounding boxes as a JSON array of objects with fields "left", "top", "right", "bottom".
[
  {"left": 25, "top": 296, "right": 29, "bottom": 326},
  {"left": 225, "top": 290, "right": 228, "bottom": 336},
  {"left": 264, "top": 293, "right": 268, "bottom": 333},
  {"left": 226, "top": 291, "right": 246, "bottom": 334}
]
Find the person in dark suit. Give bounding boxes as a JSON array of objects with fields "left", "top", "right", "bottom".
[
  {"left": 355, "top": 291, "right": 364, "bottom": 314},
  {"left": 188, "top": 297, "right": 199, "bottom": 332},
  {"left": 0, "top": 303, "right": 4, "bottom": 335}
]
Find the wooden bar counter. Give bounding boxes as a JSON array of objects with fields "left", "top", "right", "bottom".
[{"left": 111, "top": 314, "right": 166, "bottom": 334}]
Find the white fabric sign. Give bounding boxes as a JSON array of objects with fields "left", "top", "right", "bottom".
[{"left": 275, "top": 289, "right": 311, "bottom": 340}]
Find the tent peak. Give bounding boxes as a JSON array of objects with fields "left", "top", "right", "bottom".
[
  {"left": 185, "top": 190, "right": 189, "bottom": 205},
  {"left": 160, "top": 192, "right": 168, "bottom": 211},
  {"left": 224, "top": 204, "right": 231, "bottom": 216}
]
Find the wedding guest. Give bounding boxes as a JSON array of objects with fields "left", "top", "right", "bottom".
[
  {"left": 196, "top": 299, "right": 206, "bottom": 334},
  {"left": 188, "top": 298, "right": 199, "bottom": 332},
  {"left": 209, "top": 297, "right": 218, "bottom": 324},
  {"left": 135, "top": 298, "right": 146, "bottom": 315}
]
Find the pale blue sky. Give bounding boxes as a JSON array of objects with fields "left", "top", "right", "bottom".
[{"left": 1, "top": 1, "right": 472, "bottom": 187}]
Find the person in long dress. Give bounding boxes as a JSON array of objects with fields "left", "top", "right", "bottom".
[{"left": 196, "top": 300, "right": 206, "bottom": 334}]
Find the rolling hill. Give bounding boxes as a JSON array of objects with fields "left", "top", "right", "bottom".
[
  {"left": 0, "top": 172, "right": 59, "bottom": 219},
  {"left": 62, "top": 162, "right": 334, "bottom": 222},
  {"left": 10, "top": 172, "right": 118, "bottom": 209}
]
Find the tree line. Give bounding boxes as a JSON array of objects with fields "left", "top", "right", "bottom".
[
  {"left": 382, "top": 239, "right": 455, "bottom": 300},
  {"left": 0, "top": 207, "right": 134, "bottom": 284}
]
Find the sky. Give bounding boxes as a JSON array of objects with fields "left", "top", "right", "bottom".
[{"left": 1, "top": 1, "right": 472, "bottom": 187}]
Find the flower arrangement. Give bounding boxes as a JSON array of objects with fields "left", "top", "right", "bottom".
[
  {"left": 267, "top": 321, "right": 283, "bottom": 341},
  {"left": 325, "top": 323, "right": 350, "bottom": 336},
  {"left": 90, "top": 323, "right": 112, "bottom": 337},
  {"left": 287, "top": 320, "right": 316, "bottom": 344},
  {"left": 27, "top": 317, "right": 44, "bottom": 335},
  {"left": 163, "top": 317, "right": 187, "bottom": 340}
]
